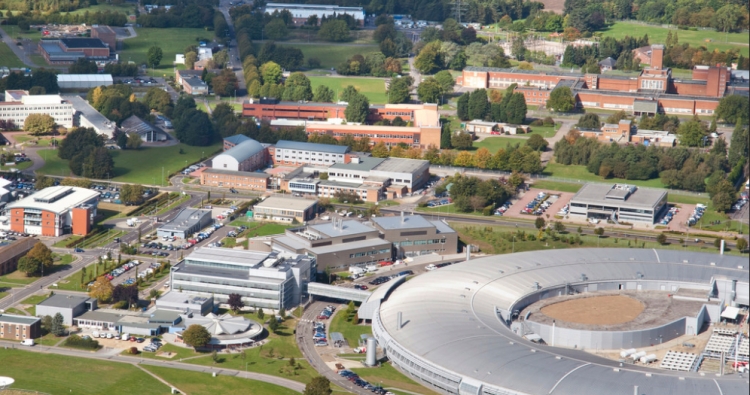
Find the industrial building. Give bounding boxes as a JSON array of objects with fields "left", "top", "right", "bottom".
[
  {"left": 212, "top": 138, "right": 268, "bottom": 172},
  {"left": 569, "top": 183, "right": 668, "bottom": 224},
  {"left": 242, "top": 101, "right": 442, "bottom": 148},
  {"left": 272, "top": 219, "right": 393, "bottom": 270},
  {"left": 200, "top": 168, "right": 270, "bottom": 191},
  {"left": 460, "top": 44, "right": 748, "bottom": 115},
  {"left": 251, "top": 196, "right": 317, "bottom": 223},
  {"left": 327, "top": 156, "right": 430, "bottom": 193},
  {"left": 223, "top": 134, "right": 251, "bottom": 150},
  {"left": 0, "top": 90, "right": 75, "bottom": 128},
  {"left": 90, "top": 26, "right": 117, "bottom": 50},
  {"left": 369, "top": 249, "right": 748, "bottom": 395},
  {"left": 156, "top": 208, "right": 213, "bottom": 239},
  {"left": 0, "top": 314, "right": 41, "bottom": 340},
  {"left": 371, "top": 214, "right": 458, "bottom": 258},
  {"left": 38, "top": 38, "right": 111, "bottom": 64},
  {"left": 2, "top": 186, "right": 99, "bottom": 236},
  {"left": 66, "top": 95, "right": 117, "bottom": 138},
  {"left": 36, "top": 294, "right": 97, "bottom": 326},
  {"left": 268, "top": 140, "right": 351, "bottom": 166},
  {"left": 169, "top": 248, "right": 316, "bottom": 310},
  {"left": 265, "top": 3, "right": 365, "bottom": 26},
  {"left": 57, "top": 74, "right": 113, "bottom": 90}
]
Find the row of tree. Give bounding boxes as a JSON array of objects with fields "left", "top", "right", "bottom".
[
  {"left": 58, "top": 127, "right": 114, "bottom": 178},
  {"left": 0, "top": 68, "right": 59, "bottom": 95},
  {"left": 456, "top": 87, "right": 528, "bottom": 124}
]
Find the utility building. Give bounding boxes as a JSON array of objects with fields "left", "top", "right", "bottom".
[{"left": 569, "top": 183, "right": 668, "bottom": 224}]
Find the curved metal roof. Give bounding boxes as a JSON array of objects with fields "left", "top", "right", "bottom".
[
  {"left": 376, "top": 249, "right": 748, "bottom": 395},
  {"left": 217, "top": 138, "right": 265, "bottom": 163}
]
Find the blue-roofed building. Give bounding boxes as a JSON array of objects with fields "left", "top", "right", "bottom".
[
  {"left": 269, "top": 140, "right": 351, "bottom": 166},
  {"left": 212, "top": 138, "right": 269, "bottom": 172},
  {"left": 224, "top": 134, "right": 251, "bottom": 150}
]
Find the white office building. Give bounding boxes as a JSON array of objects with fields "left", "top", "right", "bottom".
[
  {"left": 265, "top": 3, "right": 365, "bottom": 25},
  {"left": 0, "top": 90, "right": 74, "bottom": 128}
]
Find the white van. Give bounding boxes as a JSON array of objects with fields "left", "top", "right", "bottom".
[
  {"left": 425, "top": 264, "right": 437, "bottom": 271},
  {"left": 21, "top": 339, "right": 35, "bottom": 346}
]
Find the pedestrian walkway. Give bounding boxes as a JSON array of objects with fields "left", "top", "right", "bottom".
[{"left": 134, "top": 363, "right": 186, "bottom": 394}]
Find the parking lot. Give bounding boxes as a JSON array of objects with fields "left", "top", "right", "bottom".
[
  {"left": 500, "top": 188, "right": 574, "bottom": 221},
  {"left": 666, "top": 204, "right": 696, "bottom": 232}
]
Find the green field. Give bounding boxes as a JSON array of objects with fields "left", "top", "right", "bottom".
[
  {"left": 120, "top": 28, "right": 209, "bottom": 77},
  {"left": 531, "top": 180, "right": 582, "bottom": 193},
  {"left": 474, "top": 136, "right": 528, "bottom": 152},
  {"left": 525, "top": 123, "right": 560, "bottom": 138},
  {"left": 329, "top": 307, "right": 373, "bottom": 349},
  {"left": 37, "top": 142, "right": 221, "bottom": 184},
  {"left": 0, "top": 348, "right": 169, "bottom": 394},
  {"left": 543, "top": 162, "right": 667, "bottom": 188},
  {"left": 352, "top": 363, "right": 440, "bottom": 395},
  {"left": 308, "top": 76, "right": 388, "bottom": 104},
  {"left": 600, "top": 21, "right": 749, "bottom": 56},
  {"left": 12, "top": 134, "right": 56, "bottom": 147},
  {"left": 62, "top": 3, "right": 135, "bottom": 15},
  {"left": 282, "top": 43, "right": 378, "bottom": 69},
  {"left": 0, "top": 41, "right": 25, "bottom": 68},
  {"left": 142, "top": 366, "right": 300, "bottom": 395},
  {"left": 0, "top": 253, "right": 74, "bottom": 287},
  {"left": 417, "top": 203, "right": 484, "bottom": 217}
]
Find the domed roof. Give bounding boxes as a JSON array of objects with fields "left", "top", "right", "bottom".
[{"left": 219, "top": 139, "right": 265, "bottom": 163}]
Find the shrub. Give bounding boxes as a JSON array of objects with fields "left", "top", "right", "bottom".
[
  {"left": 129, "top": 347, "right": 139, "bottom": 355},
  {"left": 63, "top": 335, "right": 100, "bottom": 350},
  {"left": 112, "top": 300, "right": 128, "bottom": 309},
  {"left": 529, "top": 119, "right": 544, "bottom": 126},
  {"left": 543, "top": 117, "right": 554, "bottom": 126}
]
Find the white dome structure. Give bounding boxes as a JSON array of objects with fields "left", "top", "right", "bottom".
[{"left": 180, "top": 313, "right": 264, "bottom": 349}]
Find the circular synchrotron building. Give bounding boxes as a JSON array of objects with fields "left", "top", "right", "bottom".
[{"left": 364, "top": 248, "right": 749, "bottom": 395}]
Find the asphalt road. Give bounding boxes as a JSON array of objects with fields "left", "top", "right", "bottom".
[
  {"left": 218, "top": 0, "right": 247, "bottom": 96},
  {"left": 0, "top": 339, "right": 306, "bottom": 393}
]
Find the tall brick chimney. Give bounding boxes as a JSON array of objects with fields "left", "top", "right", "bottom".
[{"left": 651, "top": 44, "right": 664, "bottom": 70}]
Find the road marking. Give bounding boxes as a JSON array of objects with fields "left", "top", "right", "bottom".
[{"left": 548, "top": 363, "right": 590, "bottom": 394}]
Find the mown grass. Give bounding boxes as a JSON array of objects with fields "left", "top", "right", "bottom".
[
  {"left": 473, "top": 136, "right": 528, "bottom": 152},
  {"left": 531, "top": 180, "right": 582, "bottom": 193},
  {"left": 352, "top": 362, "right": 441, "bottom": 395},
  {"left": 543, "top": 162, "right": 667, "bottom": 188},
  {"left": 283, "top": 43, "right": 378, "bottom": 69},
  {"left": 328, "top": 308, "right": 372, "bottom": 349},
  {"left": 119, "top": 28, "right": 210, "bottom": 77},
  {"left": 308, "top": 76, "right": 388, "bottom": 104},
  {"left": 142, "top": 365, "right": 301, "bottom": 395},
  {"left": 0, "top": 41, "right": 25, "bottom": 68}
]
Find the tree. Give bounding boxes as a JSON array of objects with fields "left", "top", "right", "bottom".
[
  {"left": 213, "top": 50, "right": 229, "bottom": 68},
  {"left": 120, "top": 184, "right": 145, "bottom": 205},
  {"left": 182, "top": 324, "right": 212, "bottom": 348},
  {"left": 526, "top": 134, "right": 549, "bottom": 151},
  {"left": 26, "top": 242, "right": 54, "bottom": 270},
  {"left": 535, "top": 217, "right": 546, "bottom": 230},
  {"left": 112, "top": 284, "right": 139, "bottom": 306},
  {"left": 313, "top": 85, "right": 335, "bottom": 102},
  {"left": 554, "top": 221, "right": 566, "bottom": 233},
  {"left": 16, "top": 256, "right": 41, "bottom": 277},
  {"left": 504, "top": 93, "right": 527, "bottom": 124},
  {"left": 457, "top": 93, "right": 470, "bottom": 120},
  {"left": 89, "top": 276, "right": 114, "bottom": 302},
  {"left": 414, "top": 41, "right": 442, "bottom": 74},
  {"left": 340, "top": 85, "right": 359, "bottom": 102},
  {"left": 677, "top": 120, "right": 707, "bottom": 147},
  {"left": 68, "top": 58, "right": 98, "bottom": 74},
  {"left": 387, "top": 77, "right": 411, "bottom": 104},
  {"left": 260, "top": 61, "right": 283, "bottom": 85},
  {"left": 185, "top": 51, "right": 198, "bottom": 69},
  {"left": 211, "top": 68, "right": 239, "bottom": 97},
  {"left": 345, "top": 94, "right": 369, "bottom": 123},
  {"left": 265, "top": 19, "right": 289, "bottom": 40},
  {"left": 511, "top": 36, "right": 526, "bottom": 60},
  {"left": 434, "top": 70, "right": 455, "bottom": 95},
  {"left": 594, "top": 227, "right": 605, "bottom": 237},
  {"left": 318, "top": 19, "right": 350, "bottom": 42},
  {"left": 304, "top": 376, "right": 332, "bottom": 395},
  {"left": 51, "top": 313, "right": 65, "bottom": 336},
  {"left": 282, "top": 72, "right": 313, "bottom": 101},
  {"left": 126, "top": 133, "right": 142, "bottom": 150},
  {"left": 736, "top": 238, "right": 748, "bottom": 252},
  {"left": 577, "top": 113, "right": 601, "bottom": 129},
  {"left": 257, "top": 308, "right": 265, "bottom": 320},
  {"left": 24, "top": 114, "right": 56, "bottom": 135},
  {"left": 175, "top": 109, "right": 215, "bottom": 146},
  {"left": 451, "top": 132, "right": 473, "bottom": 150},
  {"left": 35, "top": 175, "right": 55, "bottom": 190},
  {"left": 713, "top": 4, "right": 743, "bottom": 33},
  {"left": 228, "top": 293, "right": 244, "bottom": 313},
  {"left": 468, "top": 89, "right": 489, "bottom": 120},
  {"left": 147, "top": 46, "right": 163, "bottom": 69},
  {"left": 715, "top": 95, "right": 749, "bottom": 124},
  {"left": 656, "top": 233, "right": 668, "bottom": 245},
  {"left": 268, "top": 316, "right": 279, "bottom": 333},
  {"left": 547, "top": 87, "right": 575, "bottom": 112},
  {"left": 371, "top": 141, "right": 389, "bottom": 158},
  {"left": 143, "top": 88, "right": 173, "bottom": 114},
  {"left": 417, "top": 77, "right": 442, "bottom": 103}
]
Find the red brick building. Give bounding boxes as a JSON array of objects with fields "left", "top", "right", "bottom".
[
  {"left": 5, "top": 186, "right": 98, "bottom": 237},
  {"left": 91, "top": 26, "right": 117, "bottom": 51},
  {"left": 460, "top": 44, "right": 747, "bottom": 116},
  {"left": 38, "top": 38, "right": 110, "bottom": 64},
  {"left": 200, "top": 168, "right": 270, "bottom": 191},
  {"left": 0, "top": 314, "right": 41, "bottom": 340}
]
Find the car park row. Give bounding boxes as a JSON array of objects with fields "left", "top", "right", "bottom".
[
  {"left": 88, "top": 260, "right": 141, "bottom": 288},
  {"left": 338, "top": 369, "right": 391, "bottom": 394},
  {"left": 519, "top": 191, "right": 556, "bottom": 216}
]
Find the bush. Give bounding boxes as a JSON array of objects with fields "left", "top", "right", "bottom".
[
  {"left": 112, "top": 300, "right": 128, "bottom": 309},
  {"left": 129, "top": 347, "right": 139, "bottom": 355},
  {"left": 482, "top": 204, "right": 494, "bottom": 216},
  {"left": 529, "top": 119, "right": 544, "bottom": 126},
  {"left": 543, "top": 117, "right": 554, "bottom": 126},
  {"left": 63, "top": 335, "right": 100, "bottom": 350}
]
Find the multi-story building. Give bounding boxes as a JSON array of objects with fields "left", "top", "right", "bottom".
[
  {"left": 268, "top": 140, "right": 351, "bottom": 166},
  {"left": 170, "top": 248, "right": 316, "bottom": 310},
  {"left": 200, "top": 168, "right": 270, "bottom": 191},
  {"left": 371, "top": 214, "right": 458, "bottom": 258},
  {"left": 182, "top": 76, "right": 209, "bottom": 95},
  {"left": 252, "top": 196, "right": 318, "bottom": 223},
  {"left": 272, "top": 219, "right": 393, "bottom": 271},
  {"left": 265, "top": 3, "right": 365, "bottom": 26},
  {"left": 212, "top": 138, "right": 268, "bottom": 172},
  {"left": 0, "top": 314, "right": 41, "bottom": 340},
  {"left": 91, "top": 26, "right": 117, "bottom": 51},
  {"left": 38, "top": 38, "right": 110, "bottom": 64},
  {"left": 569, "top": 183, "right": 668, "bottom": 224},
  {"left": 2, "top": 186, "right": 98, "bottom": 236},
  {"left": 242, "top": 101, "right": 443, "bottom": 148},
  {"left": 460, "top": 44, "right": 748, "bottom": 116},
  {"left": 0, "top": 90, "right": 74, "bottom": 128}
]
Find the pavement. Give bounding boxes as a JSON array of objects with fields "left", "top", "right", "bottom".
[{"left": 0, "top": 26, "right": 38, "bottom": 67}]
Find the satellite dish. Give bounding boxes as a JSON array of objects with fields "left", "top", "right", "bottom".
[{"left": 0, "top": 377, "right": 15, "bottom": 389}]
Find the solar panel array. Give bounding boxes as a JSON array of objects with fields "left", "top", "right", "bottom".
[
  {"left": 705, "top": 332, "right": 736, "bottom": 353},
  {"left": 659, "top": 351, "right": 697, "bottom": 371}
]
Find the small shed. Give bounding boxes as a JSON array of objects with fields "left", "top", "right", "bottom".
[{"left": 330, "top": 332, "right": 346, "bottom": 348}]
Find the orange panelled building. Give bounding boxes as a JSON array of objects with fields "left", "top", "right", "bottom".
[
  {"left": 4, "top": 186, "right": 98, "bottom": 237},
  {"left": 460, "top": 44, "right": 747, "bottom": 116},
  {"left": 242, "top": 100, "right": 443, "bottom": 148}
]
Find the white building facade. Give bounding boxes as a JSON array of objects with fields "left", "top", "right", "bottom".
[{"left": 0, "top": 91, "right": 75, "bottom": 128}]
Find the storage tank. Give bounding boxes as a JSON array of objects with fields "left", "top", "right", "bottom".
[
  {"left": 620, "top": 348, "right": 637, "bottom": 358},
  {"left": 640, "top": 354, "right": 657, "bottom": 364},
  {"left": 631, "top": 351, "right": 647, "bottom": 361},
  {"left": 365, "top": 337, "right": 377, "bottom": 366}
]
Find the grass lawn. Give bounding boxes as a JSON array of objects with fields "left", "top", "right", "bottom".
[
  {"left": 329, "top": 308, "right": 372, "bottom": 349},
  {"left": 416, "top": 203, "right": 484, "bottom": 217},
  {"left": 0, "top": 41, "right": 25, "bottom": 68},
  {"left": 0, "top": 160, "right": 33, "bottom": 171},
  {"left": 35, "top": 332, "right": 63, "bottom": 346},
  {"left": 0, "top": 348, "right": 169, "bottom": 395},
  {"left": 56, "top": 259, "right": 114, "bottom": 291},
  {"left": 474, "top": 136, "right": 528, "bottom": 152},
  {"left": 125, "top": 343, "right": 198, "bottom": 360},
  {"left": 285, "top": 44, "right": 378, "bottom": 69},
  {"left": 543, "top": 162, "right": 667, "bottom": 189},
  {"left": 525, "top": 123, "right": 560, "bottom": 138},
  {"left": 142, "top": 365, "right": 301, "bottom": 395},
  {"left": 352, "top": 362, "right": 440, "bottom": 395},
  {"left": 62, "top": 3, "right": 135, "bottom": 15},
  {"left": 308, "top": 76, "right": 388, "bottom": 104},
  {"left": 600, "top": 21, "right": 749, "bottom": 56},
  {"left": 12, "top": 134, "right": 56, "bottom": 147},
  {"left": 53, "top": 235, "right": 82, "bottom": 248},
  {"left": 0, "top": 254, "right": 74, "bottom": 286},
  {"left": 531, "top": 180, "right": 582, "bottom": 193},
  {"left": 119, "top": 28, "right": 210, "bottom": 77},
  {"left": 38, "top": 143, "right": 221, "bottom": 184}
]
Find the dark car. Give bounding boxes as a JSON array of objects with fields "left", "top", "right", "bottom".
[{"left": 74, "top": 248, "right": 85, "bottom": 253}]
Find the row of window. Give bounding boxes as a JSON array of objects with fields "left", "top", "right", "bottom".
[
  {"left": 396, "top": 239, "right": 445, "bottom": 247},
  {"left": 349, "top": 248, "right": 390, "bottom": 258}
]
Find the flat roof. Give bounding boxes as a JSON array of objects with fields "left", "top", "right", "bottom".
[
  {"left": 372, "top": 214, "right": 435, "bottom": 230},
  {"left": 158, "top": 208, "right": 211, "bottom": 233},
  {"left": 76, "top": 310, "right": 121, "bottom": 323},
  {"left": 373, "top": 157, "right": 429, "bottom": 174},
  {"left": 8, "top": 186, "right": 98, "bottom": 215},
  {"left": 174, "top": 261, "right": 286, "bottom": 285},
  {"left": 254, "top": 196, "right": 317, "bottom": 212},
  {"left": 65, "top": 95, "right": 116, "bottom": 136},
  {"left": 61, "top": 38, "right": 108, "bottom": 48},
  {"left": 58, "top": 74, "right": 113, "bottom": 83},
  {"left": 203, "top": 168, "right": 270, "bottom": 178},
  {"left": 0, "top": 313, "right": 40, "bottom": 325},
  {"left": 149, "top": 309, "right": 182, "bottom": 323},
  {"left": 329, "top": 157, "right": 385, "bottom": 172},
  {"left": 275, "top": 140, "right": 349, "bottom": 154},
  {"left": 38, "top": 294, "right": 91, "bottom": 308},
  {"left": 571, "top": 183, "right": 666, "bottom": 210},
  {"left": 308, "top": 220, "right": 377, "bottom": 238},
  {"left": 184, "top": 247, "right": 271, "bottom": 268}
]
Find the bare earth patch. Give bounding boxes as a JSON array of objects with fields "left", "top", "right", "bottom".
[{"left": 541, "top": 295, "right": 644, "bottom": 325}]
